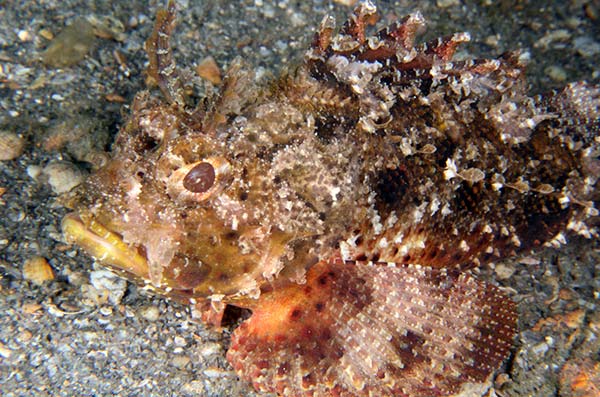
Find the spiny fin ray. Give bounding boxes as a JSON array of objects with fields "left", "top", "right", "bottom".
[{"left": 227, "top": 258, "right": 516, "bottom": 397}]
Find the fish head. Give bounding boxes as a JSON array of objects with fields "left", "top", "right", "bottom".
[{"left": 62, "top": 92, "right": 308, "bottom": 304}]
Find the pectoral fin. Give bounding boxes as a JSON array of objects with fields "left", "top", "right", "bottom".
[{"left": 227, "top": 258, "right": 516, "bottom": 397}]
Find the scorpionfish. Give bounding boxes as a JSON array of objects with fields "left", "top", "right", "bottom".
[{"left": 62, "top": 1, "right": 599, "bottom": 396}]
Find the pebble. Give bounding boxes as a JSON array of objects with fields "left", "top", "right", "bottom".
[
  {"left": 0, "top": 342, "right": 12, "bottom": 358},
  {"left": 545, "top": 65, "right": 567, "bottom": 82},
  {"left": 17, "top": 329, "right": 33, "bottom": 343},
  {"left": 26, "top": 165, "right": 42, "bottom": 179},
  {"left": 181, "top": 380, "right": 205, "bottom": 396},
  {"left": 436, "top": 0, "right": 460, "bottom": 7},
  {"left": 21, "top": 302, "right": 43, "bottom": 314},
  {"left": 22, "top": 256, "right": 54, "bottom": 285},
  {"left": 573, "top": 36, "right": 600, "bottom": 57},
  {"left": 199, "top": 342, "right": 222, "bottom": 357},
  {"left": 38, "top": 28, "right": 54, "bottom": 40},
  {"left": 173, "top": 336, "right": 187, "bottom": 347},
  {"left": 171, "top": 355, "right": 191, "bottom": 369},
  {"left": 41, "top": 161, "right": 87, "bottom": 194},
  {"left": 333, "top": 0, "right": 358, "bottom": 6},
  {"left": 17, "top": 30, "right": 32, "bottom": 42},
  {"left": 87, "top": 269, "right": 127, "bottom": 305},
  {"left": 140, "top": 306, "right": 160, "bottom": 322},
  {"left": 495, "top": 262, "right": 516, "bottom": 280},
  {"left": 534, "top": 29, "right": 571, "bottom": 49},
  {"left": 99, "top": 306, "right": 113, "bottom": 316},
  {"left": 0, "top": 130, "right": 25, "bottom": 161},
  {"left": 203, "top": 367, "right": 231, "bottom": 378}
]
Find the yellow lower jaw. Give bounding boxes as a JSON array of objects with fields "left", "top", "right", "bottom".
[{"left": 62, "top": 213, "right": 149, "bottom": 280}]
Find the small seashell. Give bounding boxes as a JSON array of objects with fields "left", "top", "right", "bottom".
[
  {"left": 333, "top": 0, "right": 359, "bottom": 6},
  {"left": 535, "top": 183, "right": 555, "bottom": 194},
  {"left": 22, "top": 256, "right": 54, "bottom": 285},
  {"left": 38, "top": 28, "right": 54, "bottom": 40},
  {"left": 41, "top": 161, "right": 87, "bottom": 194},
  {"left": 419, "top": 143, "right": 437, "bottom": 154},
  {"left": 0, "top": 130, "right": 25, "bottom": 161}
]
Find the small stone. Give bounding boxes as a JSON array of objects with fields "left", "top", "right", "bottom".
[
  {"left": 495, "top": 263, "right": 515, "bottom": 280},
  {"left": 26, "top": 165, "right": 42, "bottom": 179},
  {"left": 17, "top": 30, "right": 32, "bottom": 42},
  {"left": 99, "top": 306, "right": 113, "bottom": 316},
  {"left": 181, "top": 380, "right": 205, "bottom": 396},
  {"left": 41, "top": 161, "right": 87, "bottom": 194},
  {"left": 518, "top": 256, "right": 540, "bottom": 265},
  {"left": 436, "top": 0, "right": 460, "bottom": 8},
  {"left": 171, "top": 355, "right": 191, "bottom": 368},
  {"left": 39, "top": 28, "right": 54, "bottom": 40},
  {"left": 200, "top": 342, "right": 222, "bottom": 357},
  {"left": 88, "top": 269, "right": 127, "bottom": 305},
  {"left": 534, "top": 29, "right": 571, "bottom": 49},
  {"left": 195, "top": 56, "right": 222, "bottom": 85},
  {"left": 22, "top": 256, "right": 54, "bottom": 285},
  {"left": 21, "top": 302, "right": 43, "bottom": 314},
  {"left": 573, "top": 36, "right": 600, "bottom": 57},
  {"left": 484, "top": 34, "right": 500, "bottom": 48},
  {"left": 203, "top": 367, "right": 230, "bottom": 378},
  {"left": 545, "top": 65, "right": 567, "bottom": 82},
  {"left": 17, "top": 329, "right": 33, "bottom": 343},
  {"left": 0, "top": 130, "right": 25, "bottom": 161},
  {"left": 0, "top": 342, "right": 12, "bottom": 358},
  {"left": 140, "top": 306, "right": 160, "bottom": 322},
  {"left": 333, "top": 0, "right": 358, "bottom": 6}
]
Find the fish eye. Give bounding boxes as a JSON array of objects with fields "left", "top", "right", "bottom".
[
  {"left": 166, "top": 157, "right": 231, "bottom": 203},
  {"left": 183, "top": 162, "right": 215, "bottom": 193}
]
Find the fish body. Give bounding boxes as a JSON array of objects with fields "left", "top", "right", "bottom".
[{"left": 62, "top": 1, "right": 599, "bottom": 396}]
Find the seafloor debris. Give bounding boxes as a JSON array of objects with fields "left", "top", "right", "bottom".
[
  {"left": 41, "top": 19, "right": 96, "bottom": 68},
  {"left": 196, "top": 56, "right": 222, "bottom": 85},
  {"left": 560, "top": 358, "right": 600, "bottom": 397},
  {"left": 61, "top": 1, "right": 598, "bottom": 396}
]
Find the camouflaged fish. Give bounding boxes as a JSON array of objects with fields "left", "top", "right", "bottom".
[{"left": 62, "top": 1, "right": 600, "bottom": 396}]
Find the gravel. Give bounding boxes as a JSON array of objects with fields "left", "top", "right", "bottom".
[{"left": 1, "top": 1, "right": 598, "bottom": 396}]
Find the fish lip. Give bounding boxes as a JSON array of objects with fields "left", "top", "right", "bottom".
[{"left": 61, "top": 212, "right": 150, "bottom": 280}]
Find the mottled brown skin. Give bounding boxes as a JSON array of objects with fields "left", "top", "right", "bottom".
[{"left": 62, "top": 1, "right": 599, "bottom": 396}]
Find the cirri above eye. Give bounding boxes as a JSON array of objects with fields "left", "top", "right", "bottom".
[
  {"left": 183, "top": 162, "right": 215, "bottom": 193},
  {"left": 166, "top": 157, "right": 232, "bottom": 203}
]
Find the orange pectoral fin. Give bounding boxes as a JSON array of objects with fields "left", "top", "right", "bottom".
[{"left": 227, "top": 259, "right": 517, "bottom": 397}]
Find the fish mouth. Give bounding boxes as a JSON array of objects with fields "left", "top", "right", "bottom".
[{"left": 62, "top": 213, "right": 150, "bottom": 280}]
